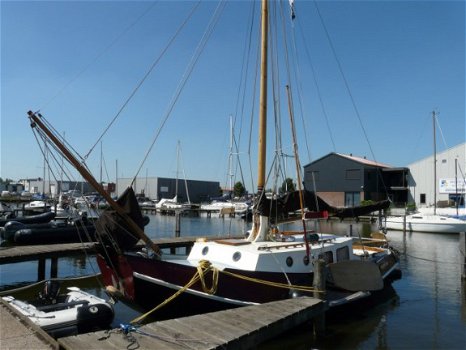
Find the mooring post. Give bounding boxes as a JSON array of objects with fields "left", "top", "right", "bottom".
[
  {"left": 460, "top": 232, "right": 466, "bottom": 280},
  {"left": 175, "top": 210, "right": 181, "bottom": 238},
  {"left": 38, "top": 258, "right": 46, "bottom": 281},
  {"left": 50, "top": 257, "right": 58, "bottom": 278},
  {"left": 312, "top": 259, "right": 326, "bottom": 336}
]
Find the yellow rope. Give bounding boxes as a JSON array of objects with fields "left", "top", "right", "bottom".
[
  {"left": 219, "top": 269, "right": 321, "bottom": 293},
  {"left": 130, "top": 260, "right": 216, "bottom": 324},
  {"left": 130, "top": 259, "right": 322, "bottom": 325}
]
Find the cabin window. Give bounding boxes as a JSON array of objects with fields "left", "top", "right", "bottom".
[
  {"left": 232, "top": 252, "right": 241, "bottom": 262},
  {"left": 420, "top": 193, "right": 426, "bottom": 204},
  {"left": 202, "top": 247, "right": 209, "bottom": 256},
  {"left": 286, "top": 257, "right": 293, "bottom": 267},
  {"left": 303, "top": 255, "right": 310, "bottom": 265},
  {"left": 318, "top": 251, "right": 333, "bottom": 263},
  {"left": 336, "top": 246, "right": 350, "bottom": 262}
]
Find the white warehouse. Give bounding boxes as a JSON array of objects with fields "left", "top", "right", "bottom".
[{"left": 408, "top": 142, "right": 465, "bottom": 209}]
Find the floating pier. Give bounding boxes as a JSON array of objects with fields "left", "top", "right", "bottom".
[
  {"left": 0, "top": 242, "right": 95, "bottom": 281},
  {"left": 0, "top": 297, "right": 58, "bottom": 349},
  {"left": 58, "top": 297, "right": 326, "bottom": 349},
  {"left": 0, "top": 236, "right": 244, "bottom": 279}
]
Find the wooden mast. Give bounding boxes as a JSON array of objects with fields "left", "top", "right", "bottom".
[
  {"left": 257, "top": 0, "right": 268, "bottom": 192},
  {"left": 248, "top": 0, "right": 269, "bottom": 242},
  {"left": 27, "top": 111, "right": 161, "bottom": 256}
]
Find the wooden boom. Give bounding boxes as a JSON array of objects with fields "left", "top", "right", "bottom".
[{"left": 27, "top": 110, "right": 161, "bottom": 256}]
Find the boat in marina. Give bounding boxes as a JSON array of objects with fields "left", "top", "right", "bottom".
[
  {"left": 385, "top": 112, "right": 466, "bottom": 233},
  {"left": 200, "top": 198, "right": 249, "bottom": 215},
  {"left": 0, "top": 210, "right": 55, "bottom": 228},
  {"left": 384, "top": 213, "right": 466, "bottom": 233},
  {"left": 2, "top": 280, "right": 114, "bottom": 338},
  {"left": 26, "top": 0, "right": 400, "bottom": 321},
  {"left": 24, "top": 200, "right": 52, "bottom": 213}
]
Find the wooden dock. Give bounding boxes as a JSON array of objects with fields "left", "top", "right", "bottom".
[
  {"left": 0, "top": 242, "right": 95, "bottom": 265},
  {"left": 0, "top": 298, "right": 58, "bottom": 349},
  {"left": 0, "top": 242, "right": 96, "bottom": 281},
  {"left": 0, "top": 236, "right": 244, "bottom": 264},
  {"left": 58, "top": 297, "right": 326, "bottom": 349}
]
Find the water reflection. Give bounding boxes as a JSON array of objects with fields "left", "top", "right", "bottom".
[{"left": 1, "top": 214, "right": 465, "bottom": 348}]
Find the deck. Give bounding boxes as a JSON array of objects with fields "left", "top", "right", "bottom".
[
  {"left": 58, "top": 297, "right": 326, "bottom": 349},
  {"left": 0, "top": 298, "right": 58, "bottom": 349}
]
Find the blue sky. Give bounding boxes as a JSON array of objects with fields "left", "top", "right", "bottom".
[{"left": 1, "top": 1, "right": 465, "bottom": 193}]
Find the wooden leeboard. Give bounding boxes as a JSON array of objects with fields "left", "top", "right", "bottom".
[{"left": 329, "top": 260, "right": 384, "bottom": 292}]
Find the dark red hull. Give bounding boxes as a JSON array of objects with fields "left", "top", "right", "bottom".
[
  {"left": 96, "top": 249, "right": 400, "bottom": 320},
  {"left": 97, "top": 252, "right": 315, "bottom": 319}
]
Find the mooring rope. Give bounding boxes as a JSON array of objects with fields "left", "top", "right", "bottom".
[{"left": 129, "top": 259, "right": 322, "bottom": 325}]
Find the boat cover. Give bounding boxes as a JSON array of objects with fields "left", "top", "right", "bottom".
[{"left": 256, "top": 190, "right": 390, "bottom": 220}]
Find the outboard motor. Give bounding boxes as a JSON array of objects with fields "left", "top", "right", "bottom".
[{"left": 39, "top": 280, "right": 61, "bottom": 304}]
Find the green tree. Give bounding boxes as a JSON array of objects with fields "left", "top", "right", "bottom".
[
  {"left": 0, "top": 178, "right": 13, "bottom": 185},
  {"left": 280, "top": 178, "right": 296, "bottom": 193},
  {"left": 233, "top": 181, "right": 246, "bottom": 198}
]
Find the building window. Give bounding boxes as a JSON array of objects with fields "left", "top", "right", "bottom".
[
  {"left": 345, "top": 192, "right": 361, "bottom": 206},
  {"left": 442, "top": 159, "right": 447, "bottom": 164},
  {"left": 346, "top": 169, "right": 361, "bottom": 180},
  {"left": 420, "top": 193, "right": 426, "bottom": 204}
]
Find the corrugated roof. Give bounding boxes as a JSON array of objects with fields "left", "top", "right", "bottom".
[{"left": 335, "top": 153, "right": 391, "bottom": 168}]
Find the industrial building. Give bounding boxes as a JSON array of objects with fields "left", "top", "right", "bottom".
[
  {"left": 407, "top": 142, "right": 465, "bottom": 209},
  {"left": 17, "top": 178, "right": 93, "bottom": 197},
  {"left": 303, "top": 153, "right": 409, "bottom": 207},
  {"left": 13, "top": 176, "right": 221, "bottom": 204},
  {"left": 116, "top": 177, "right": 220, "bottom": 204}
]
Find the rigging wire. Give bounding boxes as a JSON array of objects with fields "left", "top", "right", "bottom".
[
  {"left": 312, "top": 0, "right": 389, "bottom": 196},
  {"left": 234, "top": 0, "right": 257, "bottom": 150},
  {"left": 246, "top": 37, "right": 261, "bottom": 194},
  {"left": 270, "top": 0, "right": 284, "bottom": 193},
  {"left": 131, "top": 0, "right": 227, "bottom": 185},
  {"left": 39, "top": 1, "right": 160, "bottom": 112},
  {"left": 85, "top": 0, "right": 202, "bottom": 161},
  {"left": 312, "top": 1, "right": 376, "bottom": 159},
  {"left": 231, "top": 1, "right": 257, "bottom": 196},
  {"left": 285, "top": 2, "right": 313, "bottom": 162},
  {"left": 296, "top": 20, "right": 337, "bottom": 153}
]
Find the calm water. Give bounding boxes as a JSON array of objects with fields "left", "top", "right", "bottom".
[{"left": 1, "top": 214, "right": 465, "bottom": 349}]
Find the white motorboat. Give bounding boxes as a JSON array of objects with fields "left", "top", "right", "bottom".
[
  {"left": 24, "top": 200, "right": 51, "bottom": 213},
  {"left": 2, "top": 281, "right": 114, "bottom": 338},
  {"left": 384, "top": 213, "right": 466, "bottom": 233}
]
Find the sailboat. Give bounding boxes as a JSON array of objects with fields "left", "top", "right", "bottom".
[
  {"left": 200, "top": 115, "right": 250, "bottom": 215},
  {"left": 27, "top": 0, "right": 400, "bottom": 319},
  {"left": 385, "top": 111, "right": 466, "bottom": 233},
  {"left": 155, "top": 141, "right": 192, "bottom": 213}
]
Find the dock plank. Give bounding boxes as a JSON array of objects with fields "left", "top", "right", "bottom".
[
  {"left": 59, "top": 297, "right": 326, "bottom": 350},
  {"left": 170, "top": 318, "right": 228, "bottom": 348},
  {"left": 0, "top": 243, "right": 95, "bottom": 264},
  {"left": 159, "top": 317, "right": 236, "bottom": 347},
  {"left": 0, "top": 236, "right": 243, "bottom": 265},
  {"left": 0, "top": 298, "right": 58, "bottom": 350}
]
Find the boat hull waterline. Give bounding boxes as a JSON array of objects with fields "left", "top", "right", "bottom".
[
  {"left": 97, "top": 237, "right": 400, "bottom": 319},
  {"left": 385, "top": 215, "right": 466, "bottom": 233}
]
